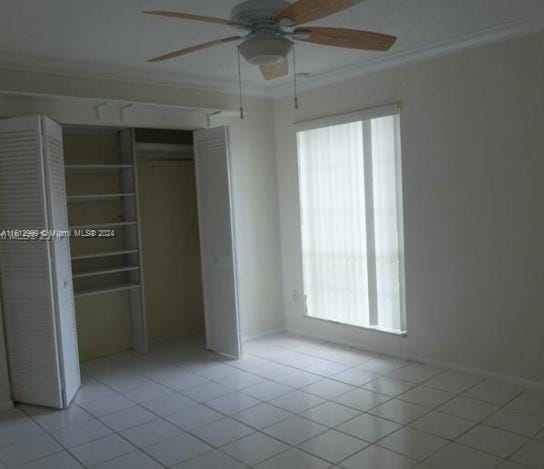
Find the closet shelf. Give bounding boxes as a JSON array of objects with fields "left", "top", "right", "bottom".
[
  {"left": 71, "top": 249, "right": 139, "bottom": 261},
  {"left": 65, "top": 164, "right": 133, "bottom": 172},
  {"left": 67, "top": 193, "right": 136, "bottom": 202},
  {"left": 74, "top": 282, "right": 141, "bottom": 298},
  {"left": 72, "top": 265, "right": 140, "bottom": 279},
  {"left": 70, "top": 221, "right": 137, "bottom": 230}
]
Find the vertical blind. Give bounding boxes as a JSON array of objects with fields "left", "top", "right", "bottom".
[{"left": 297, "top": 113, "right": 404, "bottom": 333}]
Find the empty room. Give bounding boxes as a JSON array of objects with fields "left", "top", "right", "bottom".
[{"left": 0, "top": 1, "right": 543, "bottom": 468}]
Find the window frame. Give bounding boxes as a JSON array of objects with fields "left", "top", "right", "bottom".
[{"left": 295, "top": 104, "right": 407, "bottom": 336}]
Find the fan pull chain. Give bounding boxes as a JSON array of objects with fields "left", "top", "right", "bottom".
[
  {"left": 293, "top": 45, "right": 299, "bottom": 110},
  {"left": 237, "top": 48, "right": 244, "bottom": 119}
]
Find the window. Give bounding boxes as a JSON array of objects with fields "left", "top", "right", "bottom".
[{"left": 297, "top": 107, "right": 405, "bottom": 333}]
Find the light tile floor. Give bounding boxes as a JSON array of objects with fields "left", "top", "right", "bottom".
[{"left": 1, "top": 333, "right": 543, "bottom": 468}]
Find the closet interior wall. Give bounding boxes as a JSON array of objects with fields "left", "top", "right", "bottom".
[{"left": 135, "top": 129, "right": 205, "bottom": 344}]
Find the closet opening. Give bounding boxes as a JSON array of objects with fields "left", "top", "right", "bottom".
[{"left": 63, "top": 126, "right": 206, "bottom": 363}]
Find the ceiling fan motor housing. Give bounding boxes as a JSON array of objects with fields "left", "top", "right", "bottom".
[
  {"left": 231, "top": 0, "right": 293, "bottom": 26},
  {"left": 233, "top": 0, "right": 294, "bottom": 65}
]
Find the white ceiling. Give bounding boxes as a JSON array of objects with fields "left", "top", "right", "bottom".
[{"left": 1, "top": 0, "right": 544, "bottom": 95}]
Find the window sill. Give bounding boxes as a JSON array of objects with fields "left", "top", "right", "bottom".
[{"left": 303, "top": 313, "right": 407, "bottom": 338}]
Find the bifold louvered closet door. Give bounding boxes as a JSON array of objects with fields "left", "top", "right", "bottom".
[
  {"left": 0, "top": 115, "right": 80, "bottom": 409},
  {"left": 193, "top": 126, "right": 241, "bottom": 359}
]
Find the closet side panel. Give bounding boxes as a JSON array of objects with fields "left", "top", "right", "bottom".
[
  {"left": 0, "top": 116, "right": 63, "bottom": 408},
  {"left": 42, "top": 118, "right": 81, "bottom": 405}
]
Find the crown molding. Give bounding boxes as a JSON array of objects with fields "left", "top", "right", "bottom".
[
  {"left": 0, "top": 15, "right": 543, "bottom": 101},
  {"left": 0, "top": 51, "right": 272, "bottom": 98},
  {"left": 271, "top": 15, "right": 544, "bottom": 98}
]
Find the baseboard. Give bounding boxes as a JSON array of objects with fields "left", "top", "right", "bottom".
[
  {"left": 408, "top": 352, "right": 544, "bottom": 391},
  {"left": 0, "top": 399, "right": 13, "bottom": 412},
  {"left": 286, "top": 326, "right": 544, "bottom": 391},
  {"left": 242, "top": 327, "right": 285, "bottom": 343}
]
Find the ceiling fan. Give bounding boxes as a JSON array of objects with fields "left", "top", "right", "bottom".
[{"left": 143, "top": 0, "right": 397, "bottom": 81}]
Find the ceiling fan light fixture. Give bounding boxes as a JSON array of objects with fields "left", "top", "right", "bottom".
[{"left": 238, "top": 35, "right": 293, "bottom": 65}]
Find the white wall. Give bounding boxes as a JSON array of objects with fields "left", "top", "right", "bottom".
[
  {"left": 218, "top": 103, "right": 285, "bottom": 339},
  {"left": 274, "top": 31, "right": 544, "bottom": 384}
]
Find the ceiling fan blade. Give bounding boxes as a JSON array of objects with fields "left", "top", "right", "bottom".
[
  {"left": 143, "top": 10, "right": 247, "bottom": 28},
  {"left": 274, "top": 0, "right": 365, "bottom": 25},
  {"left": 294, "top": 27, "right": 396, "bottom": 51},
  {"left": 260, "top": 60, "right": 289, "bottom": 80},
  {"left": 147, "top": 36, "right": 243, "bottom": 63}
]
